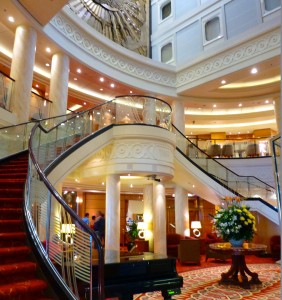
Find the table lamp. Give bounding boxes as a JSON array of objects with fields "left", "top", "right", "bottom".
[
  {"left": 191, "top": 221, "right": 202, "bottom": 238},
  {"left": 137, "top": 222, "right": 147, "bottom": 239}
]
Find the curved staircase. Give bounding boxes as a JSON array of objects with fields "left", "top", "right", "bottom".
[{"left": 0, "top": 152, "right": 53, "bottom": 300}]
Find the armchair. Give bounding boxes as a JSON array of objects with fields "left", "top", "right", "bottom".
[
  {"left": 178, "top": 239, "right": 201, "bottom": 265},
  {"left": 270, "top": 235, "right": 281, "bottom": 261},
  {"left": 166, "top": 233, "right": 182, "bottom": 257}
]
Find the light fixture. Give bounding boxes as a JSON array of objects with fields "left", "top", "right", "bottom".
[
  {"left": 8, "top": 16, "right": 14, "bottom": 23},
  {"left": 251, "top": 67, "right": 258, "bottom": 74},
  {"left": 137, "top": 222, "right": 147, "bottom": 239},
  {"left": 191, "top": 221, "right": 202, "bottom": 238},
  {"left": 61, "top": 223, "right": 75, "bottom": 243}
]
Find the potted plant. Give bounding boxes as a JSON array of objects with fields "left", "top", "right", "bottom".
[
  {"left": 211, "top": 196, "right": 257, "bottom": 247},
  {"left": 127, "top": 220, "right": 139, "bottom": 251}
]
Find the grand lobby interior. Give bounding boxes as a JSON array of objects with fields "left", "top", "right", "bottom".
[{"left": 0, "top": 0, "right": 281, "bottom": 299}]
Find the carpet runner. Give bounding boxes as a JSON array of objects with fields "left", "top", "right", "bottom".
[
  {"left": 0, "top": 152, "right": 52, "bottom": 299},
  {"left": 133, "top": 263, "right": 280, "bottom": 299}
]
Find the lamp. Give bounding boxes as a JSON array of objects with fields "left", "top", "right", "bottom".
[
  {"left": 191, "top": 221, "right": 202, "bottom": 238},
  {"left": 137, "top": 222, "right": 147, "bottom": 239}
]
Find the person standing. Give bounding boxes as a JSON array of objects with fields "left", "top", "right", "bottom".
[
  {"left": 94, "top": 211, "right": 105, "bottom": 244},
  {"left": 82, "top": 212, "right": 90, "bottom": 226}
]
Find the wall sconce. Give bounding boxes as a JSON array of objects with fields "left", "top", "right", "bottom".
[
  {"left": 137, "top": 222, "right": 147, "bottom": 239},
  {"left": 191, "top": 221, "right": 202, "bottom": 238}
]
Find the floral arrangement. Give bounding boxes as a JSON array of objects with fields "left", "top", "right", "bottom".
[{"left": 212, "top": 196, "right": 256, "bottom": 242}]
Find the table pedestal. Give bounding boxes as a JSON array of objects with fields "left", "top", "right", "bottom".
[{"left": 220, "top": 254, "right": 261, "bottom": 289}]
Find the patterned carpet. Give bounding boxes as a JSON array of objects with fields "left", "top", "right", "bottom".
[{"left": 133, "top": 263, "right": 280, "bottom": 299}]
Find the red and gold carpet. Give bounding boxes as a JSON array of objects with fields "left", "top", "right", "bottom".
[{"left": 133, "top": 263, "right": 280, "bottom": 299}]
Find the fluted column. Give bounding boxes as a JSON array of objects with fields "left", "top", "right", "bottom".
[
  {"left": 143, "top": 184, "right": 154, "bottom": 251},
  {"left": 153, "top": 181, "right": 166, "bottom": 255},
  {"left": 10, "top": 25, "right": 37, "bottom": 123},
  {"left": 174, "top": 186, "right": 190, "bottom": 236},
  {"left": 105, "top": 174, "right": 120, "bottom": 263},
  {"left": 49, "top": 52, "right": 69, "bottom": 116},
  {"left": 172, "top": 100, "right": 185, "bottom": 134}
]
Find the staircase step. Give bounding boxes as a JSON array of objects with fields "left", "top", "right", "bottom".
[
  {"left": 0, "top": 189, "right": 24, "bottom": 197},
  {"left": 0, "top": 208, "right": 22, "bottom": 219},
  {"left": 0, "top": 279, "right": 48, "bottom": 299},
  {"left": 0, "top": 246, "right": 31, "bottom": 264},
  {"left": 0, "top": 232, "right": 26, "bottom": 247},
  {"left": 0, "top": 220, "right": 23, "bottom": 232},
  {"left": 0, "top": 262, "right": 37, "bottom": 285},
  {"left": 0, "top": 198, "right": 22, "bottom": 208}
]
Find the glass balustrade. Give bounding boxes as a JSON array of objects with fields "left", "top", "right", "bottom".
[
  {"left": 173, "top": 126, "right": 277, "bottom": 207},
  {"left": 0, "top": 71, "right": 14, "bottom": 111}
]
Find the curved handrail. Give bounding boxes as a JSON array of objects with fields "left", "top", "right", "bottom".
[
  {"left": 25, "top": 95, "right": 172, "bottom": 299},
  {"left": 28, "top": 123, "right": 105, "bottom": 299},
  {"left": 172, "top": 125, "right": 277, "bottom": 206}
]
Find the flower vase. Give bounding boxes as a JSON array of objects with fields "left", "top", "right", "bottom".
[{"left": 229, "top": 238, "right": 244, "bottom": 247}]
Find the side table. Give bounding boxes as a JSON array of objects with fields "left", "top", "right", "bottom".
[{"left": 209, "top": 242, "right": 267, "bottom": 289}]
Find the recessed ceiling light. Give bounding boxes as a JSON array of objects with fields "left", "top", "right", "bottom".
[
  {"left": 45, "top": 63, "right": 50, "bottom": 67},
  {"left": 46, "top": 47, "right": 51, "bottom": 53},
  {"left": 110, "top": 83, "right": 115, "bottom": 88},
  {"left": 251, "top": 67, "right": 258, "bottom": 74},
  {"left": 238, "top": 103, "right": 242, "bottom": 107},
  {"left": 83, "top": 102, "right": 86, "bottom": 105},
  {"left": 265, "top": 100, "right": 269, "bottom": 104},
  {"left": 77, "top": 68, "right": 81, "bottom": 73},
  {"left": 100, "top": 88, "right": 103, "bottom": 91},
  {"left": 8, "top": 16, "right": 14, "bottom": 23},
  {"left": 74, "top": 77, "right": 77, "bottom": 81},
  {"left": 213, "top": 104, "right": 217, "bottom": 108},
  {"left": 221, "top": 80, "right": 226, "bottom": 84},
  {"left": 129, "top": 91, "right": 133, "bottom": 93},
  {"left": 35, "top": 84, "right": 39, "bottom": 88},
  {"left": 99, "top": 77, "right": 104, "bottom": 82}
]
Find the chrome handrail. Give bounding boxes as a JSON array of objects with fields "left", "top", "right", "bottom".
[
  {"left": 172, "top": 125, "right": 277, "bottom": 207},
  {"left": 25, "top": 95, "right": 172, "bottom": 299}
]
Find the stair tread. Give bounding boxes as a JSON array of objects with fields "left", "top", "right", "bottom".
[
  {"left": 0, "top": 279, "right": 48, "bottom": 296},
  {"left": 0, "top": 261, "right": 37, "bottom": 276},
  {"left": 0, "top": 232, "right": 25, "bottom": 239},
  {"left": 0, "top": 246, "right": 31, "bottom": 256}
]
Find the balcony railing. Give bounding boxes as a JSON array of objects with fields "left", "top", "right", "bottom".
[{"left": 173, "top": 126, "right": 277, "bottom": 207}]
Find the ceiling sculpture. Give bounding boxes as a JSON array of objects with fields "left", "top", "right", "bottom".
[{"left": 68, "top": 0, "right": 149, "bottom": 56}]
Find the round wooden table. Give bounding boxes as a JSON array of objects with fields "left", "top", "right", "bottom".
[{"left": 209, "top": 242, "right": 267, "bottom": 289}]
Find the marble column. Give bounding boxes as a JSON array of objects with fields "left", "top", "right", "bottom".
[
  {"left": 143, "top": 184, "right": 154, "bottom": 251},
  {"left": 172, "top": 100, "right": 185, "bottom": 134},
  {"left": 49, "top": 52, "right": 70, "bottom": 116},
  {"left": 143, "top": 98, "right": 156, "bottom": 125},
  {"left": 153, "top": 181, "right": 166, "bottom": 255},
  {"left": 174, "top": 185, "right": 190, "bottom": 236},
  {"left": 10, "top": 25, "right": 37, "bottom": 123},
  {"left": 273, "top": 97, "right": 280, "bottom": 134},
  {"left": 105, "top": 174, "right": 120, "bottom": 263}
]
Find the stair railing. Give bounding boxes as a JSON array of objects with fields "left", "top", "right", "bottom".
[
  {"left": 172, "top": 125, "right": 277, "bottom": 207},
  {"left": 26, "top": 95, "right": 172, "bottom": 299},
  {"left": 270, "top": 135, "right": 281, "bottom": 221}
]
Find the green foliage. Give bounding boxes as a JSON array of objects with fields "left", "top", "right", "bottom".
[{"left": 127, "top": 221, "right": 139, "bottom": 241}]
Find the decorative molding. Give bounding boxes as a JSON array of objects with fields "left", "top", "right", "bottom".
[
  {"left": 87, "top": 141, "right": 173, "bottom": 165},
  {"left": 176, "top": 29, "right": 280, "bottom": 88},
  {"left": 50, "top": 11, "right": 280, "bottom": 94},
  {"left": 50, "top": 12, "right": 176, "bottom": 87}
]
